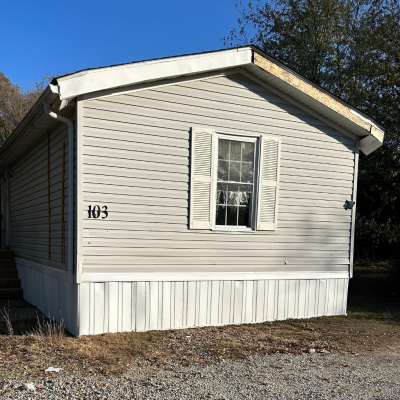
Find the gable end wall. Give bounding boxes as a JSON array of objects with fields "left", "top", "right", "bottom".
[{"left": 79, "top": 73, "right": 356, "bottom": 278}]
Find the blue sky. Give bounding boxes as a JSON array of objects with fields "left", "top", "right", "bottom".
[{"left": 1, "top": 0, "right": 243, "bottom": 88}]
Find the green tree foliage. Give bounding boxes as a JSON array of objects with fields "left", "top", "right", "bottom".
[{"left": 224, "top": 0, "right": 400, "bottom": 259}]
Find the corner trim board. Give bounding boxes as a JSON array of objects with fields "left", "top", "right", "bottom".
[
  {"left": 76, "top": 98, "right": 84, "bottom": 284},
  {"left": 349, "top": 137, "right": 359, "bottom": 278}
]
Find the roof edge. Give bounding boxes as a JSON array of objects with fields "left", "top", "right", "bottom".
[
  {"left": 360, "top": 126, "right": 384, "bottom": 155},
  {"left": 251, "top": 49, "right": 384, "bottom": 154},
  {"left": 251, "top": 47, "right": 384, "bottom": 132},
  {"left": 2, "top": 45, "right": 385, "bottom": 161},
  {"left": 0, "top": 87, "right": 58, "bottom": 166},
  {"left": 55, "top": 47, "right": 253, "bottom": 102}
]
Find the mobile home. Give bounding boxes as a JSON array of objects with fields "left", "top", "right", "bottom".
[{"left": 0, "top": 47, "right": 384, "bottom": 336}]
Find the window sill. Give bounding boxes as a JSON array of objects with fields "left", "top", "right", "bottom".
[{"left": 212, "top": 226, "right": 254, "bottom": 232}]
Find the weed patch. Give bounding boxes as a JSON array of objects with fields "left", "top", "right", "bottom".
[{"left": 0, "top": 303, "right": 13, "bottom": 336}]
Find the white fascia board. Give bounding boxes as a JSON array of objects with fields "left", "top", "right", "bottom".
[
  {"left": 359, "top": 134, "right": 384, "bottom": 155},
  {"left": 56, "top": 47, "right": 253, "bottom": 101},
  {"left": 350, "top": 108, "right": 385, "bottom": 132},
  {"left": 351, "top": 109, "right": 385, "bottom": 155}
]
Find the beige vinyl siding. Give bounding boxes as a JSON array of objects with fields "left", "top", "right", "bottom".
[
  {"left": 81, "top": 73, "right": 355, "bottom": 274},
  {"left": 10, "top": 123, "right": 70, "bottom": 270}
]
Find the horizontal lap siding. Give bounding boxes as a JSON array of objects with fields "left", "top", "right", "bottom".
[
  {"left": 10, "top": 125, "right": 69, "bottom": 270},
  {"left": 82, "top": 74, "right": 355, "bottom": 274}
]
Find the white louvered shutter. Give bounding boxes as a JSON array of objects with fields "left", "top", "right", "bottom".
[
  {"left": 257, "top": 135, "right": 281, "bottom": 230},
  {"left": 189, "top": 127, "right": 216, "bottom": 229}
]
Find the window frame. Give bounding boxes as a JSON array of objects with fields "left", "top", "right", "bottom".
[{"left": 212, "top": 132, "right": 259, "bottom": 232}]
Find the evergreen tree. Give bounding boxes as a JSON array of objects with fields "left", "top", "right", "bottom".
[{"left": 224, "top": 0, "right": 400, "bottom": 258}]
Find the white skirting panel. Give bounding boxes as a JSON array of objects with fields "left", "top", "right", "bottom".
[
  {"left": 15, "top": 258, "right": 79, "bottom": 336},
  {"left": 77, "top": 278, "right": 349, "bottom": 336}
]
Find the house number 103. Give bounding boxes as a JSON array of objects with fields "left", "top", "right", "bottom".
[{"left": 87, "top": 205, "right": 108, "bottom": 219}]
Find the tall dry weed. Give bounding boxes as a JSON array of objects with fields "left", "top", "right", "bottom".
[
  {"left": 31, "top": 312, "right": 66, "bottom": 343},
  {"left": 0, "top": 302, "right": 14, "bottom": 335}
]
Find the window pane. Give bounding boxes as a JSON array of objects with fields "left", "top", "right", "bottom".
[
  {"left": 215, "top": 138, "right": 255, "bottom": 228},
  {"left": 241, "top": 162, "right": 254, "bottom": 183},
  {"left": 238, "top": 206, "right": 250, "bottom": 227},
  {"left": 230, "top": 141, "right": 241, "bottom": 161},
  {"left": 215, "top": 205, "right": 226, "bottom": 225},
  {"left": 217, "top": 160, "right": 229, "bottom": 181},
  {"left": 226, "top": 206, "right": 237, "bottom": 225},
  {"left": 216, "top": 183, "right": 227, "bottom": 206},
  {"left": 218, "top": 139, "right": 230, "bottom": 160},
  {"left": 238, "top": 185, "right": 252, "bottom": 205},
  {"left": 242, "top": 142, "right": 254, "bottom": 162},
  {"left": 229, "top": 161, "right": 241, "bottom": 182},
  {"left": 226, "top": 185, "right": 238, "bottom": 205},
  {"left": 217, "top": 182, "right": 228, "bottom": 192}
]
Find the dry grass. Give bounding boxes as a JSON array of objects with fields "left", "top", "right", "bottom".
[
  {"left": 31, "top": 314, "right": 67, "bottom": 344},
  {"left": 0, "top": 263, "right": 399, "bottom": 380},
  {"left": 0, "top": 303, "right": 13, "bottom": 336}
]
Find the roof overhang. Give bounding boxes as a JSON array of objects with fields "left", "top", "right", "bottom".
[
  {"left": 1, "top": 46, "right": 384, "bottom": 166},
  {"left": 54, "top": 47, "right": 253, "bottom": 108},
  {"left": 0, "top": 86, "right": 73, "bottom": 167},
  {"left": 249, "top": 50, "right": 384, "bottom": 155},
  {"left": 51, "top": 46, "right": 384, "bottom": 155}
]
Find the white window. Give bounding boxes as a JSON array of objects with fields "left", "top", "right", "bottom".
[
  {"left": 189, "top": 127, "right": 280, "bottom": 231},
  {"left": 215, "top": 135, "right": 257, "bottom": 229}
]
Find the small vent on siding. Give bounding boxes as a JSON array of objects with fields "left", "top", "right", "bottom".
[
  {"left": 194, "top": 133, "right": 212, "bottom": 176},
  {"left": 259, "top": 186, "right": 276, "bottom": 223},
  {"left": 262, "top": 140, "right": 279, "bottom": 181},
  {"left": 193, "top": 182, "right": 211, "bottom": 221}
]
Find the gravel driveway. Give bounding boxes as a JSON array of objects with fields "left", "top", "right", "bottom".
[{"left": 2, "top": 353, "right": 399, "bottom": 399}]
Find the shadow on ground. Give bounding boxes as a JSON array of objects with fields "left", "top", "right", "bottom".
[
  {"left": 0, "top": 299, "right": 45, "bottom": 335},
  {"left": 347, "top": 263, "right": 400, "bottom": 322}
]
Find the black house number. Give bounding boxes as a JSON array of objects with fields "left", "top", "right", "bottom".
[{"left": 88, "top": 205, "right": 108, "bottom": 219}]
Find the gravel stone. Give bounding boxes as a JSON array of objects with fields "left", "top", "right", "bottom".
[{"left": 2, "top": 353, "right": 400, "bottom": 399}]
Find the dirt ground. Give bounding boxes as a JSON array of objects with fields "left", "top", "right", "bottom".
[{"left": 0, "top": 263, "right": 399, "bottom": 381}]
